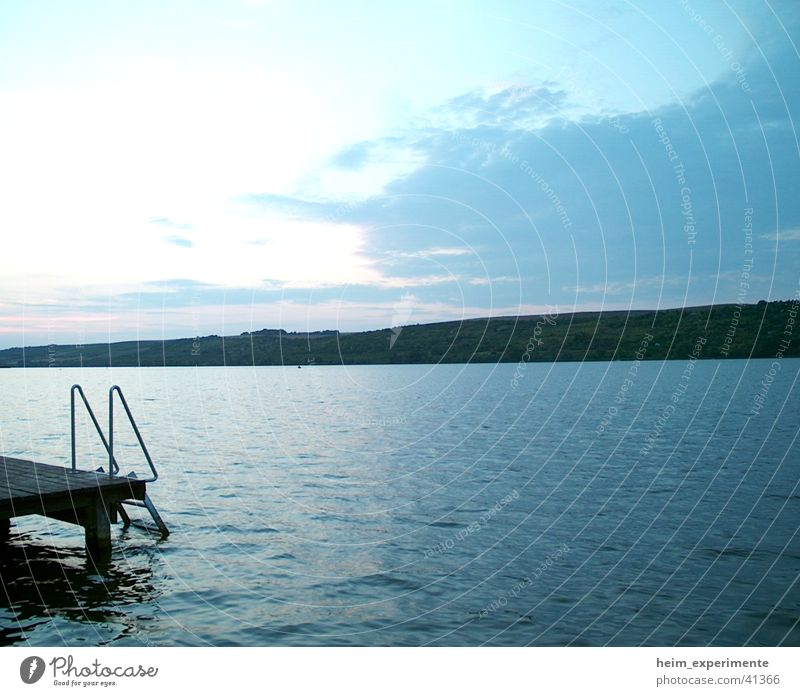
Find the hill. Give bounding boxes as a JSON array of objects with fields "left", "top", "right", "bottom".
[{"left": 0, "top": 301, "right": 797, "bottom": 368}]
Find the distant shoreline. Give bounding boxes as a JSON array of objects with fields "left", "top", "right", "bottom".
[
  {"left": 1, "top": 301, "right": 797, "bottom": 368},
  {"left": 1, "top": 356, "right": 799, "bottom": 370}
]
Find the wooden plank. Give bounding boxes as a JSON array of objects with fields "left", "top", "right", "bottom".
[
  {"left": 1, "top": 456, "right": 70, "bottom": 473},
  {"left": 1, "top": 459, "right": 67, "bottom": 472},
  {"left": 1, "top": 459, "right": 79, "bottom": 480},
  {"left": 1, "top": 481, "right": 143, "bottom": 510},
  {"left": 4, "top": 473, "right": 92, "bottom": 493},
  {"left": 0, "top": 485, "right": 42, "bottom": 502},
  {"left": 0, "top": 461, "right": 72, "bottom": 480},
  {"left": 1, "top": 456, "right": 70, "bottom": 468},
  {"left": 0, "top": 457, "right": 146, "bottom": 519},
  {"left": 1, "top": 460, "right": 112, "bottom": 485},
  {"left": 0, "top": 476, "right": 93, "bottom": 500},
  {"left": 0, "top": 491, "right": 94, "bottom": 519},
  {"left": 6, "top": 464, "right": 88, "bottom": 481},
  {"left": 0, "top": 476, "right": 52, "bottom": 504},
  {"left": 1, "top": 488, "right": 143, "bottom": 522},
  {"left": 1, "top": 457, "right": 144, "bottom": 496},
  {"left": 0, "top": 469, "right": 75, "bottom": 490},
  {"left": 0, "top": 454, "right": 150, "bottom": 557},
  {"left": 3, "top": 459, "right": 110, "bottom": 482},
  {"left": 0, "top": 477, "right": 73, "bottom": 496}
]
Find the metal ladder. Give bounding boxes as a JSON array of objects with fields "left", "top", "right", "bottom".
[{"left": 71, "top": 384, "right": 169, "bottom": 538}]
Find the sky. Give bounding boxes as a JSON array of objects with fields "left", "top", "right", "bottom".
[{"left": 0, "top": 0, "right": 798, "bottom": 347}]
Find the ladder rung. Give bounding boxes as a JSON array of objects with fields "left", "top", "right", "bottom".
[
  {"left": 118, "top": 494, "right": 169, "bottom": 538},
  {"left": 120, "top": 499, "right": 148, "bottom": 509},
  {"left": 128, "top": 519, "right": 161, "bottom": 534}
]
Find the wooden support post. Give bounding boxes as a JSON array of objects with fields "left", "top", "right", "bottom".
[
  {"left": 0, "top": 518, "right": 10, "bottom": 543},
  {"left": 83, "top": 500, "right": 111, "bottom": 562}
]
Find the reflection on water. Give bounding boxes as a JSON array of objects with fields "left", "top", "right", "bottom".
[
  {"left": 1, "top": 361, "right": 799, "bottom": 646},
  {"left": 0, "top": 527, "right": 163, "bottom": 647}
]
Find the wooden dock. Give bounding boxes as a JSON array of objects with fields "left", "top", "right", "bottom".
[{"left": 0, "top": 455, "right": 145, "bottom": 558}]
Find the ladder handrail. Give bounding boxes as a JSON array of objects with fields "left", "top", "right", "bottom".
[
  {"left": 108, "top": 385, "right": 159, "bottom": 483},
  {"left": 70, "top": 383, "right": 167, "bottom": 537},
  {"left": 70, "top": 384, "right": 120, "bottom": 475}
]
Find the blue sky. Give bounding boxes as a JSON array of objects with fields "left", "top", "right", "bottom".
[{"left": 0, "top": 0, "right": 798, "bottom": 346}]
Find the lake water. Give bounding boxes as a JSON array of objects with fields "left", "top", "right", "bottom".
[{"left": 1, "top": 359, "right": 798, "bottom": 646}]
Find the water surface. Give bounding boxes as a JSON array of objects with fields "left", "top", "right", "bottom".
[{"left": 1, "top": 360, "right": 798, "bottom": 646}]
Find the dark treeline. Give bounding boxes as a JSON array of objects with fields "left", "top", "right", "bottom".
[{"left": 0, "top": 301, "right": 797, "bottom": 368}]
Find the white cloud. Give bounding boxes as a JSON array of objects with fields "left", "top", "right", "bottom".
[
  {"left": 760, "top": 228, "right": 800, "bottom": 241},
  {"left": 0, "top": 61, "right": 384, "bottom": 298},
  {"left": 0, "top": 209, "right": 379, "bottom": 300},
  {"left": 372, "top": 274, "right": 457, "bottom": 289},
  {"left": 566, "top": 275, "right": 688, "bottom": 295},
  {"left": 468, "top": 275, "right": 520, "bottom": 286},
  {"left": 393, "top": 247, "right": 473, "bottom": 259}
]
